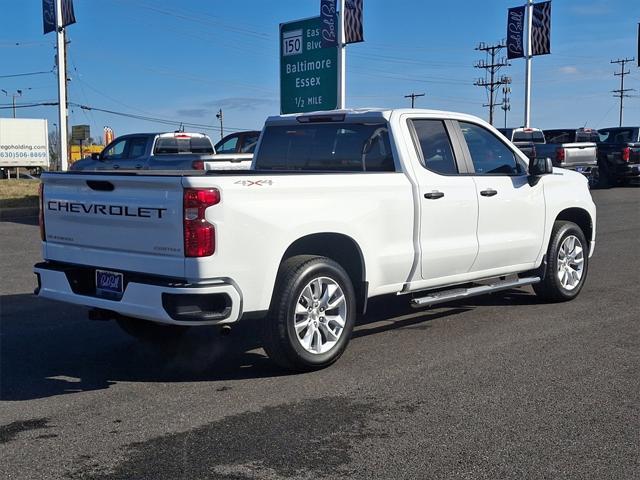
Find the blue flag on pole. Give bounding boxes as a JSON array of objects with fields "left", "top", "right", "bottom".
[
  {"left": 506, "top": 6, "right": 525, "bottom": 59},
  {"left": 43, "top": 0, "right": 76, "bottom": 35},
  {"left": 320, "top": 0, "right": 338, "bottom": 48}
]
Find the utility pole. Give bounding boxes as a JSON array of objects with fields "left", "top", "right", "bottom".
[
  {"left": 1, "top": 89, "right": 23, "bottom": 118},
  {"left": 216, "top": 109, "right": 224, "bottom": 140},
  {"left": 501, "top": 85, "right": 511, "bottom": 128},
  {"left": 611, "top": 57, "right": 635, "bottom": 127},
  {"left": 55, "top": 0, "right": 69, "bottom": 171},
  {"left": 474, "top": 41, "right": 510, "bottom": 125},
  {"left": 404, "top": 93, "right": 425, "bottom": 108}
]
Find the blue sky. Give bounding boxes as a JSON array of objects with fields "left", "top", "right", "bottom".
[{"left": 1, "top": 0, "right": 638, "bottom": 141}]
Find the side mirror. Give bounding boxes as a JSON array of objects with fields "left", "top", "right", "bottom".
[
  {"left": 528, "top": 157, "right": 553, "bottom": 185},
  {"left": 529, "top": 156, "right": 553, "bottom": 176},
  {"left": 91, "top": 152, "right": 101, "bottom": 161}
]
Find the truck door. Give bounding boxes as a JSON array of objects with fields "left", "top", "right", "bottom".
[
  {"left": 406, "top": 118, "right": 479, "bottom": 281},
  {"left": 456, "top": 121, "right": 545, "bottom": 273},
  {"left": 111, "top": 136, "right": 149, "bottom": 170}
]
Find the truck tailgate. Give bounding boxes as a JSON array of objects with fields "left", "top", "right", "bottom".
[
  {"left": 562, "top": 142, "right": 597, "bottom": 166},
  {"left": 41, "top": 173, "right": 186, "bottom": 277}
]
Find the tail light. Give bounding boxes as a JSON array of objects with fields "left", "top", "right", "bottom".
[
  {"left": 530, "top": 145, "right": 536, "bottom": 161},
  {"left": 556, "top": 147, "right": 565, "bottom": 163},
  {"left": 622, "top": 147, "right": 630, "bottom": 162},
  {"left": 39, "top": 183, "right": 46, "bottom": 241},
  {"left": 191, "top": 160, "right": 204, "bottom": 170},
  {"left": 183, "top": 188, "right": 220, "bottom": 257}
]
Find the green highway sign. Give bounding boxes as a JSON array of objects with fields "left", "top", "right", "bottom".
[{"left": 280, "top": 17, "right": 338, "bottom": 114}]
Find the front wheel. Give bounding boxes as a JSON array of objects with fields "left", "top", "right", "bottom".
[
  {"left": 262, "top": 255, "right": 357, "bottom": 371},
  {"left": 533, "top": 221, "right": 589, "bottom": 302}
]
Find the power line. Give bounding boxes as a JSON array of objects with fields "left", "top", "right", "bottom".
[
  {"left": 611, "top": 57, "right": 635, "bottom": 127},
  {"left": 473, "top": 41, "right": 511, "bottom": 126},
  {"left": 0, "top": 69, "right": 54, "bottom": 79}
]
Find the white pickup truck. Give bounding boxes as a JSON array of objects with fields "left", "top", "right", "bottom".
[{"left": 35, "top": 109, "right": 596, "bottom": 371}]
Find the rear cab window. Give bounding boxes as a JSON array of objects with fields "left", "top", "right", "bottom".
[
  {"left": 254, "top": 123, "right": 396, "bottom": 172},
  {"left": 153, "top": 135, "right": 214, "bottom": 155},
  {"left": 512, "top": 129, "right": 545, "bottom": 143}
]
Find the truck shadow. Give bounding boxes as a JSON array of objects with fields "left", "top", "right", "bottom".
[{"left": 0, "top": 289, "right": 538, "bottom": 401}]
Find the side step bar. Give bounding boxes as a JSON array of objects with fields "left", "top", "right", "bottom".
[{"left": 410, "top": 276, "right": 541, "bottom": 308}]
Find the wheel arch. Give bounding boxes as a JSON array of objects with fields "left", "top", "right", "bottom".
[
  {"left": 280, "top": 233, "right": 368, "bottom": 314},
  {"left": 555, "top": 207, "right": 594, "bottom": 249}
]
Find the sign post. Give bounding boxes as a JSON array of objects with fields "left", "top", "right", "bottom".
[{"left": 280, "top": 17, "right": 339, "bottom": 114}]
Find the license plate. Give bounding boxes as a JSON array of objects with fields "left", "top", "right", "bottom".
[{"left": 95, "top": 269, "right": 123, "bottom": 296}]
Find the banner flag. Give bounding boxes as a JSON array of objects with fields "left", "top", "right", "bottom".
[
  {"left": 507, "top": 6, "right": 526, "bottom": 59},
  {"left": 531, "top": 1, "right": 551, "bottom": 56},
  {"left": 43, "top": 0, "right": 56, "bottom": 34},
  {"left": 61, "top": 0, "right": 77, "bottom": 29},
  {"left": 344, "top": 0, "right": 364, "bottom": 44},
  {"left": 43, "top": 0, "right": 76, "bottom": 34},
  {"left": 320, "top": 0, "right": 338, "bottom": 48}
]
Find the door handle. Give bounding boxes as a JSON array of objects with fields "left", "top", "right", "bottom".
[
  {"left": 480, "top": 189, "right": 498, "bottom": 197},
  {"left": 424, "top": 191, "right": 445, "bottom": 199},
  {"left": 112, "top": 164, "right": 120, "bottom": 169},
  {"left": 135, "top": 164, "right": 143, "bottom": 169}
]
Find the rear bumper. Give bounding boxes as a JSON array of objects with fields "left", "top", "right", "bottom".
[
  {"left": 618, "top": 163, "right": 640, "bottom": 179},
  {"left": 34, "top": 262, "right": 242, "bottom": 326}
]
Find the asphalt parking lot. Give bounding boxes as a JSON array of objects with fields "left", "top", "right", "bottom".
[{"left": 1, "top": 187, "right": 638, "bottom": 480}]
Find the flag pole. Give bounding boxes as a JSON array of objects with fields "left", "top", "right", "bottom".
[
  {"left": 338, "top": 0, "right": 346, "bottom": 109},
  {"left": 524, "top": 0, "right": 533, "bottom": 128},
  {"left": 55, "top": 0, "right": 69, "bottom": 171}
]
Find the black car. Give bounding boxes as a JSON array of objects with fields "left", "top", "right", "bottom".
[{"left": 596, "top": 127, "right": 640, "bottom": 186}]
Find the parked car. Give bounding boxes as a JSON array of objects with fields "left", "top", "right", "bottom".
[
  {"left": 69, "top": 132, "right": 216, "bottom": 171},
  {"left": 498, "top": 127, "right": 545, "bottom": 161},
  {"left": 540, "top": 128, "right": 599, "bottom": 187},
  {"left": 596, "top": 127, "right": 640, "bottom": 186},
  {"left": 35, "top": 109, "right": 596, "bottom": 371},
  {"left": 205, "top": 131, "right": 261, "bottom": 171}
]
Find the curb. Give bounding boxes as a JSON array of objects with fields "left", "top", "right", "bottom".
[{"left": 0, "top": 206, "right": 39, "bottom": 220}]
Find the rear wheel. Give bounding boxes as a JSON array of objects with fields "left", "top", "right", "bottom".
[
  {"left": 116, "top": 317, "right": 189, "bottom": 344},
  {"left": 533, "top": 221, "right": 588, "bottom": 302},
  {"left": 262, "top": 255, "right": 356, "bottom": 371}
]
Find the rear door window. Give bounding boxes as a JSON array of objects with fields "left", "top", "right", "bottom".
[
  {"left": 240, "top": 133, "right": 260, "bottom": 153},
  {"left": 254, "top": 123, "right": 396, "bottom": 172},
  {"left": 410, "top": 120, "right": 458, "bottom": 175}
]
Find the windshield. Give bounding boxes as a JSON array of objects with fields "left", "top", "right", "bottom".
[{"left": 254, "top": 123, "right": 395, "bottom": 172}]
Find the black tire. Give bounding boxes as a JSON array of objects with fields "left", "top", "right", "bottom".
[
  {"left": 587, "top": 167, "right": 600, "bottom": 189},
  {"left": 116, "top": 317, "right": 189, "bottom": 344},
  {"left": 262, "top": 255, "right": 357, "bottom": 371},
  {"left": 533, "top": 221, "right": 589, "bottom": 302},
  {"left": 597, "top": 160, "right": 612, "bottom": 188}
]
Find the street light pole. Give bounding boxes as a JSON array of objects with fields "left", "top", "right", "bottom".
[{"left": 1, "top": 89, "right": 23, "bottom": 118}]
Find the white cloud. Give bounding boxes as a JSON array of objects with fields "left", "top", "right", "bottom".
[{"left": 559, "top": 66, "right": 579, "bottom": 75}]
